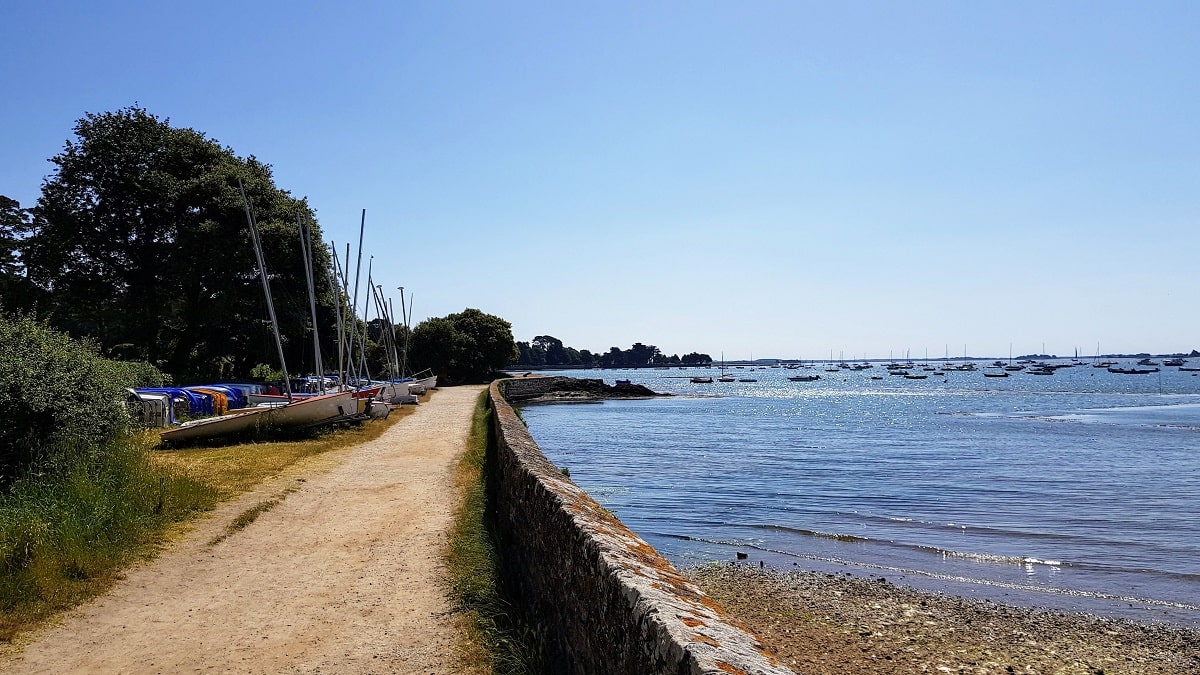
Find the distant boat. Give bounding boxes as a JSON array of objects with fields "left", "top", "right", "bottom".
[
  {"left": 716, "top": 352, "right": 735, "bottom": 381},
  {"left": 691, "top": 376, "right": 714, "bottom": 383},
  {"left": 788, "top": 374, "right": 820, "bottom": 382},
  {"left": 1163, "top": 358, "right": 1186, "bottom": 367},
  {"left": 904, "top": 374, "right": 928, "bottom": 379},
  {"left": 614, "top": 379, "right": 632, "bottom": 386},
  {"left": 738, "top": 378, "right": 758, "bottom": 382},
  {"left": 1107, "top": 366, "right": 1159, "bottom": 374},
  {"left": 983, "top": 369, "right": 1009, "bottom": 378}
]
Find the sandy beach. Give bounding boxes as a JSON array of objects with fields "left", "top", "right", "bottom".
[{"left": 689, "top": 563, "right": 1200, "bottom": 674}]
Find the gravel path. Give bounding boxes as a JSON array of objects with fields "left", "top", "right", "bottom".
[
  {"left": 2, "top": 385, "right": 485, "bottom": 674},
  {"left": 690, "top": 564, "right": 1200, "bottom": 674}
]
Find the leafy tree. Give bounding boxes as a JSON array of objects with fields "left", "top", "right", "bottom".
[
  {"left": 23, "top": 106, "right": 336, "bottom": 380},
  {"left": 0, "top": 196, "right": 38, "bottom": 311},
  {"left": 532, "top": 335, "right": 567, "bottom": 365},
  {"left": 515, "top": 340, "right": 544, "bottom": 366},
  {"left": 627, "top": 342, "right": 660, "bottom": 365},
  {"left": 409, "top": 308, "right": 516, "bottom": 384}
]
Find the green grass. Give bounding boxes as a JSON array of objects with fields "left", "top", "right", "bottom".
[
  {"left": 0, "top": 432, "right": 219, "bottom": 642},
  {"left": 446, "top": 389, "right": 543, "bottom": 674}
]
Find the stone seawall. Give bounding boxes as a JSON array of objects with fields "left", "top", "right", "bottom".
[{"left": 488, "top": 379, "right": 793, "bottom": 674}]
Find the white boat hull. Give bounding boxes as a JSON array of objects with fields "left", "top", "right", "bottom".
[
  {"left": 161, "top": 392, "right": 356, "bottom": 444},
  {"left": 268, "top": 391, "right": 356, "bottom": 427},
  {"left": 160, "top": 407, "right": 274, "bottom": 443},
  {"left": 377, "top": 381, "right": 411, "bottom": 403}
]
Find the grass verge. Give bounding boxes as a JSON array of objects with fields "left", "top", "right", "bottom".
[
  {"left": 447, "top": 389, "right": 543, "bottom": 674},
  {"left": 0, "top": 433, "right": 219, "bottom": 642},
  {"left": 0, "top": 400, "right": 413, "bottom": 644}
]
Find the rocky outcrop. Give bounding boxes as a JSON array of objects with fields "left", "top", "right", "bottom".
[{"left": 499, "top": 376, "right": 666, "bottom": 402}]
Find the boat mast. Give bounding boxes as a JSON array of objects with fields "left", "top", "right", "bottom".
[
  {"left": 349, "top": 210, "right": 366, "bottom": 384},
  {"left": 238, "top": 178, "right": 291, "bottom": 400},
  {"left": 387, "top": 296, "right": 401, "bottom": 379},
  {"left": 398, "top": 286, "right": 411, "bottom": 378},
  {"left": 298, "top": 213, "right": 324, "bottom": 393},
  {"left": 356, "top": 257, "right": 374, "bottom": 382},
  {"left": 328, "top": 241, "right": 346, "bottom": 388},
  {"left": 371, "top": 283, "right": 399, "bottom": 380}
]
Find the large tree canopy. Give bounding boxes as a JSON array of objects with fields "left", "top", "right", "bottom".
[
  {"left": 22, "top": 106, "right": 336, "bottom": 381},
  {"left": 409, "top": 308, "right": 517, "bottom": 384}
]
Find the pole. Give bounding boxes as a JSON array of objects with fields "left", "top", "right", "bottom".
[
  {"left": 298, "top": 214, "right": 324, "bottom": 392},
  {"left": 328, "top": 241, "right": 345, "bottom": 389},
  {"left": 238, "top": 178, "right": 291, "bottom": 400}
]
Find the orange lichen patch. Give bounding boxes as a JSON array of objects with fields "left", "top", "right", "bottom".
[
  {"left": 715, "top": 661, "right": 749, "bottom": 675},
  {"left": 693, "top": 634, "right": 721, "bottom": 647},
  {"left": 679, "top": 615, "right": 707, "bottom": 628},
  {"left": 652, "top": 581, "right": 726, "bottom": 615}
]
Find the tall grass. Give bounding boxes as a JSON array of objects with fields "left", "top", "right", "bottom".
[
  {"left": 0, "top": 432, "right": 218, "bottom": 641},
  {"left": 447, "top": 389, "right": 543, "bottom": 674}
]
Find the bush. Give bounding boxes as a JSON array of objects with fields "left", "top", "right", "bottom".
[{"left": 0, "top": 315, "right": 166, "bottom": 483}]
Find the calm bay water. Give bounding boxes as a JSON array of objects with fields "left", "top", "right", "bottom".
[{"left": 520, "top": 363, "right": 1200, "bottom": 626}]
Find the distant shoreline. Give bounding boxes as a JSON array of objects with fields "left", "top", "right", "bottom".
[{"left": 510, "top": 352, "right": 1199, "bottom": 371}]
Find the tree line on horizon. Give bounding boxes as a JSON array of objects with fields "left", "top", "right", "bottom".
[
  {"left": 515, "top": 335, "right": 711, "bottom": 368},
  {"left": 0, "top": 105, "right": 516, "bottom": 385}
]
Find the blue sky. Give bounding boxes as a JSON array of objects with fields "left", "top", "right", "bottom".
[{"left": 2, "top": 1, "right": 1197, "bottom": 359}]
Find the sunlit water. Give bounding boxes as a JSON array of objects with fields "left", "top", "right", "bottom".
[{"left": 520, "top": 363, "right": 1200, "bottom": 626}]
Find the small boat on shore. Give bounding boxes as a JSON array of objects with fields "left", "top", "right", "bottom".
[{"left": 160, "top": 391, "right": 359, "bottom": 445}]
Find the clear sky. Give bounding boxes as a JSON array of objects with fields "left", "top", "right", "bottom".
[{"left": 2, "top": 1, "right": 1197, "bottom": 359}]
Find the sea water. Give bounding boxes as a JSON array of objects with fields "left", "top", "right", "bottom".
[{"left": 519, "top": 363, "right": 1200, "bottom": 627}]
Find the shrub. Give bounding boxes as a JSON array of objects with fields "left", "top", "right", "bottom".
[{"left": 0, "top": 315, "right": 166, "bottom": 483}]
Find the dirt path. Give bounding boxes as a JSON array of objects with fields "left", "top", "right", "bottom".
[{"left": 3, "top": 385, "right": 486, "bottom": 674}]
